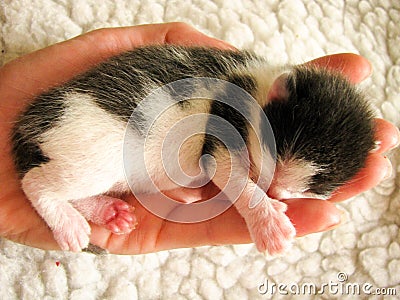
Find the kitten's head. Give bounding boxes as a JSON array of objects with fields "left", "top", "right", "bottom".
[{"left": 263, "top": 66, "right": 375, "bottom": 200}]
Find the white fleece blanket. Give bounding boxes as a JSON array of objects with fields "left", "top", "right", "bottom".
[{"left": 1, "top": 0, "right": 399, "bottom": 299}]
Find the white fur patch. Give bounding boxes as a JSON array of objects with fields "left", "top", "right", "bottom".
[
  {"left": 268, "top": 158, "right": 322, "bottom": 199},
  {"left": 36, "top": 92, "right": 128, "bottom": 198},
  {"left": 21, "top": 92, "right": 137, "bottom": 251}
]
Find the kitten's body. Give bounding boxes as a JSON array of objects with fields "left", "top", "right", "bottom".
[{"left": 12, "top": 46, "right": 375, "bottom": 253}]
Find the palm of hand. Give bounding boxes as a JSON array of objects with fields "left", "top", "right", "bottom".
[{"left": 0, "top": 23, "right": 397, "bottom": 254}]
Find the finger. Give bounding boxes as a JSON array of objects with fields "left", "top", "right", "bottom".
[
  {"left": 372, "top": 118, "right": 400, "bottom": 154},
  {"left": 284, "top": 198, "right": 343, "bottom": 236},
  {"left": 8, "top": 224, "right": 59, "bottom": 251},
  {"left": 306, "top": 53, "right": 372, "bottom": 84},
  {"left": 328, "top": 118, "right": 398, "bottom": 203},
  {"left": 105, "top": 196, "right": 344, "bottom": 254},
  {"left": 115, "top": 22, "right": 236, "bottom": 49},
  {"left": 90, "top": 200, "right": 251, "bottom": 255},
  {"left": 68, "top": 22, "right": 235, "bottom": 66},
  {"left": 155, "top": 207, "right": 251, "bottom": 252},
  {"left": 330, "top": 154, "right": 391, "bottom": 202},
  {"left": 146, "top": 198, "right": 343, "bottom": 252},
  {"left": 161, "top": 23, "right": 237, "bottom": 50},
  {"left": 0, "top": 190, "right": 59, "bottom": 250}
]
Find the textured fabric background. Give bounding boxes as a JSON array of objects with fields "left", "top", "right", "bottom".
[{"left": 1, "top": 0, "right": 399, "bottom": 299}]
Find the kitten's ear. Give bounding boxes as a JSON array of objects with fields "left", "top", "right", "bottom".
[{"left": 267, "top": 73, "right": 290, "bottom": 102}]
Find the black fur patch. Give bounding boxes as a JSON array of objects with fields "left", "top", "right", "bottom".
[
  {"left": 202, "top": 73, "right": 258, "bottom": 159},
  {"left": 11, "top": 90, "right": 66, "bottom": 176},
  {"left": 202, "top": 100, "right": 248, "bottom": 153},
  {"left": 263, "top": 66, "right": 375, "bottom": 194},
  {"left": 12, "top": 134, "right": 50, "bottom": 176},
  {"left": 70, "top": 46, "right": 255, "bottom": 124}
]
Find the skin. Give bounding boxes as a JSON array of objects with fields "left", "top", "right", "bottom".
[{"left": 0, "top": 23, "right": 398, "bottom": 254}]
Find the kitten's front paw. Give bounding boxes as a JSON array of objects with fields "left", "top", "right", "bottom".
[
  {"left": 249, "top": 200, "right": 296, "bottom": 255},
  {"left": 53, "top": 213, "right": 91, "bottom": 252}
]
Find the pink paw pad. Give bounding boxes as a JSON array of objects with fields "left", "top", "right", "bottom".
[{"left": 101, "top": 200, "right": 137, "bottom": 234}]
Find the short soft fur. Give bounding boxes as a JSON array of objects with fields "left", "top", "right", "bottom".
[
  {"left": 2, "top": 1, "right": 399, "bottom": 299},
  {"left": 264, "top": 66, "right": 375, "bottom": 196},
  {"left": 11, "top": 45, "right": 374, "bottom": 254}
]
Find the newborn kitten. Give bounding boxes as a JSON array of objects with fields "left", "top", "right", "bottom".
[{"left": 11, "top": 45, "right": 375, "bottom": 254}]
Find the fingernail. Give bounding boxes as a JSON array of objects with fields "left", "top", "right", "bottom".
[
  {"left": 383, "top": 156, "right": 393, "bottom": 180},
  {"left": 323, "top": 209, "right": 347, "bottom": 232},
  {"left": 392, "top": 126, "right": 400, "bottom": 149}
]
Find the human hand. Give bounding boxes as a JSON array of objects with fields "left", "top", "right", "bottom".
[{"left": 0, "top": 23, "right": 398, "bottom": 254}]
